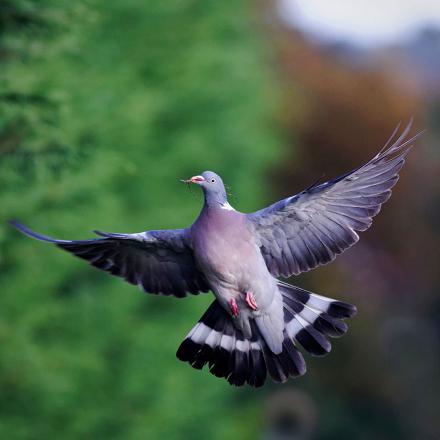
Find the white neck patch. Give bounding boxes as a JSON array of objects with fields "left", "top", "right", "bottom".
[{"left": 220, "top": 202, "right": 235, "bottom": 211}]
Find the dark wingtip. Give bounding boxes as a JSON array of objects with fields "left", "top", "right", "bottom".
[
  {"left": 92, "top": 230, "right": 129, "bottom": 239},
  {"left": 8, "top": 219, "right": 63, "bottom": 243},
  {"left": 8, "top": 219, "right": 19, "bottom": 228},
  {"left": 93, "top": 230, "right": 109, "bottom": 237}
]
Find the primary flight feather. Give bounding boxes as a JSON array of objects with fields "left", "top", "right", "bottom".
[{"left": 10, "top": 122, "right": 420, "bottom": 387}]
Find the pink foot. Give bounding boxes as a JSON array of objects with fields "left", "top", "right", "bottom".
[
  {"left": 245, "top": 291, "right": 258, "bottom": 311},
  {"left": 229, "top": 298, "right": 239, "bottom": 318}
]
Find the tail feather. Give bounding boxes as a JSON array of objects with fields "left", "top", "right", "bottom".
[
  {"left": 278, "top": 281, "right": 356, "bottom": 341},
  {"left": 261, "top": 332, "right": 306, "bottom": 383},
  {"left": 281, "top": 287, "right": 349, "bottom": 337},
  {"left": 176, "top": 283, "right": 356, "bottom": 387},
  {"left": 253, "top": 319, "right": 306, "bottom": 384}
]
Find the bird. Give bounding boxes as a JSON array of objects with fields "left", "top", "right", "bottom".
[{"left": 9, "top": 122, "right": 420, "bottom": 387}]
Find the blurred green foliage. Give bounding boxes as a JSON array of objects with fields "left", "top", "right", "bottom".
[
  {"left": 3, "top": 1, "right": 438, "bottom": 439},
  {"left": 0, "top": 1, "right": 281, "bottom": 438}
]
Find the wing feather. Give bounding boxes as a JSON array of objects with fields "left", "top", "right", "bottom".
[
  {"left": 9, "top": 221, "right": 210, "bottom": 297},
  {"left": 248, "top": 122, "right": 422, "bottom": 278}
]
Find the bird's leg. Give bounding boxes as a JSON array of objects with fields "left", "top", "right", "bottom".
[
  {"left": 245, "top": 291, "right": 258, "bottom": 311},
  {"left": 228, "top": 298, "right": 239, "bottom": 318}
]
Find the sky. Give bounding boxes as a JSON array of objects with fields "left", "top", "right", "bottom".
[{"left": 280, "top": 0, "right": 440, "bottom": 46}]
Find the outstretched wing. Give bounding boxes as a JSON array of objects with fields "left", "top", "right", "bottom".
[
  {"left": 9, "top": 221, "right": 210, "bottom": 297},
  {"left": 247, "top": 122, "right": 421, "bottom": 278}
]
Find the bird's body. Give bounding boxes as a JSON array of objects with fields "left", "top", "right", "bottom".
[
  {"left": 190, "top": 203, "right": 283, "bottom": 349},
  {"left": 10, "top": 122, "right": 421, "bottom": 387}
]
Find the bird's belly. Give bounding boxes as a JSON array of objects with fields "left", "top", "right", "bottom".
[{"left": 194, "top": 229, "right": 266, "bottom": 292}]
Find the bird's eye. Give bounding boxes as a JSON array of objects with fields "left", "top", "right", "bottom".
[{"left": 211, "top": 179, "right": 215, "bottom": 183}]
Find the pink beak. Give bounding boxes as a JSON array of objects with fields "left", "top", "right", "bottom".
[{"left": 181, "top": 175, "right": 205, "bottom": 184}]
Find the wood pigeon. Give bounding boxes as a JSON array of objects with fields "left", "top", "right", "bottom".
[{"left": 9, "top": 122, "right": 420, "bottom": 387}]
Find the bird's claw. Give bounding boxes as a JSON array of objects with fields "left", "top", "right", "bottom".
[
  {"left": 229, "top": 298, "right": 239, "bottom": 318},
  {"left": 245, "top": 291, "right": 258, "bottom": 311},
  {"left": 246, "top": 292, "right": 258, "bottom": 310}
]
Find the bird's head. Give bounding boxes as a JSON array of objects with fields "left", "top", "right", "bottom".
[{"left": 182, "top": 171, "right": 228, "bottom": 207}]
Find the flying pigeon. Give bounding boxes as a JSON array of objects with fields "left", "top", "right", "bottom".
[{"left": 9, "top": 122, "right": 420, "bottom": 387}]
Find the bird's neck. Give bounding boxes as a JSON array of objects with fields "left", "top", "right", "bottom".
[
  {"left": 203, "top": 191, "right": 229, "bottom": 209},
  {"left": 199, "top": 199, "right": 236, "bottom": 224}
]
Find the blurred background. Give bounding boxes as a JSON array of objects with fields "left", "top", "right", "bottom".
[{"left": 1, "top": 0, "right": 439, "bottom": 439}]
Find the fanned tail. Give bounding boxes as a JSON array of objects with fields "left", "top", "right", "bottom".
[
  {"left": 278, "top": 281, "right": 356, "bottom": 356},
  {"left": 176, "top": 300, "right": 271, "bottom": 387},
  {"left": 176, "top": 283, "right": 356, "bottom": 387}
]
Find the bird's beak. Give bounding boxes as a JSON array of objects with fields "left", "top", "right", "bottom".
[{"left": 180, "top": 175, "right": 205, "bottom": 184}]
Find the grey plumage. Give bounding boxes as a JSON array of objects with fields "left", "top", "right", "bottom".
[
  {"left": 11, "top": 222, "right": 209, "bottom": 297},
  {"left": 9, "top": 122, "right": 420, "bottom": 387},
  {"left": 247, "top": 122, "right": 421, "bottom": 277}
]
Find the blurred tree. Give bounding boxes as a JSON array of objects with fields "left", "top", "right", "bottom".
[{"left": 0, "top": 1, "right": 281, "bottom": 438}]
